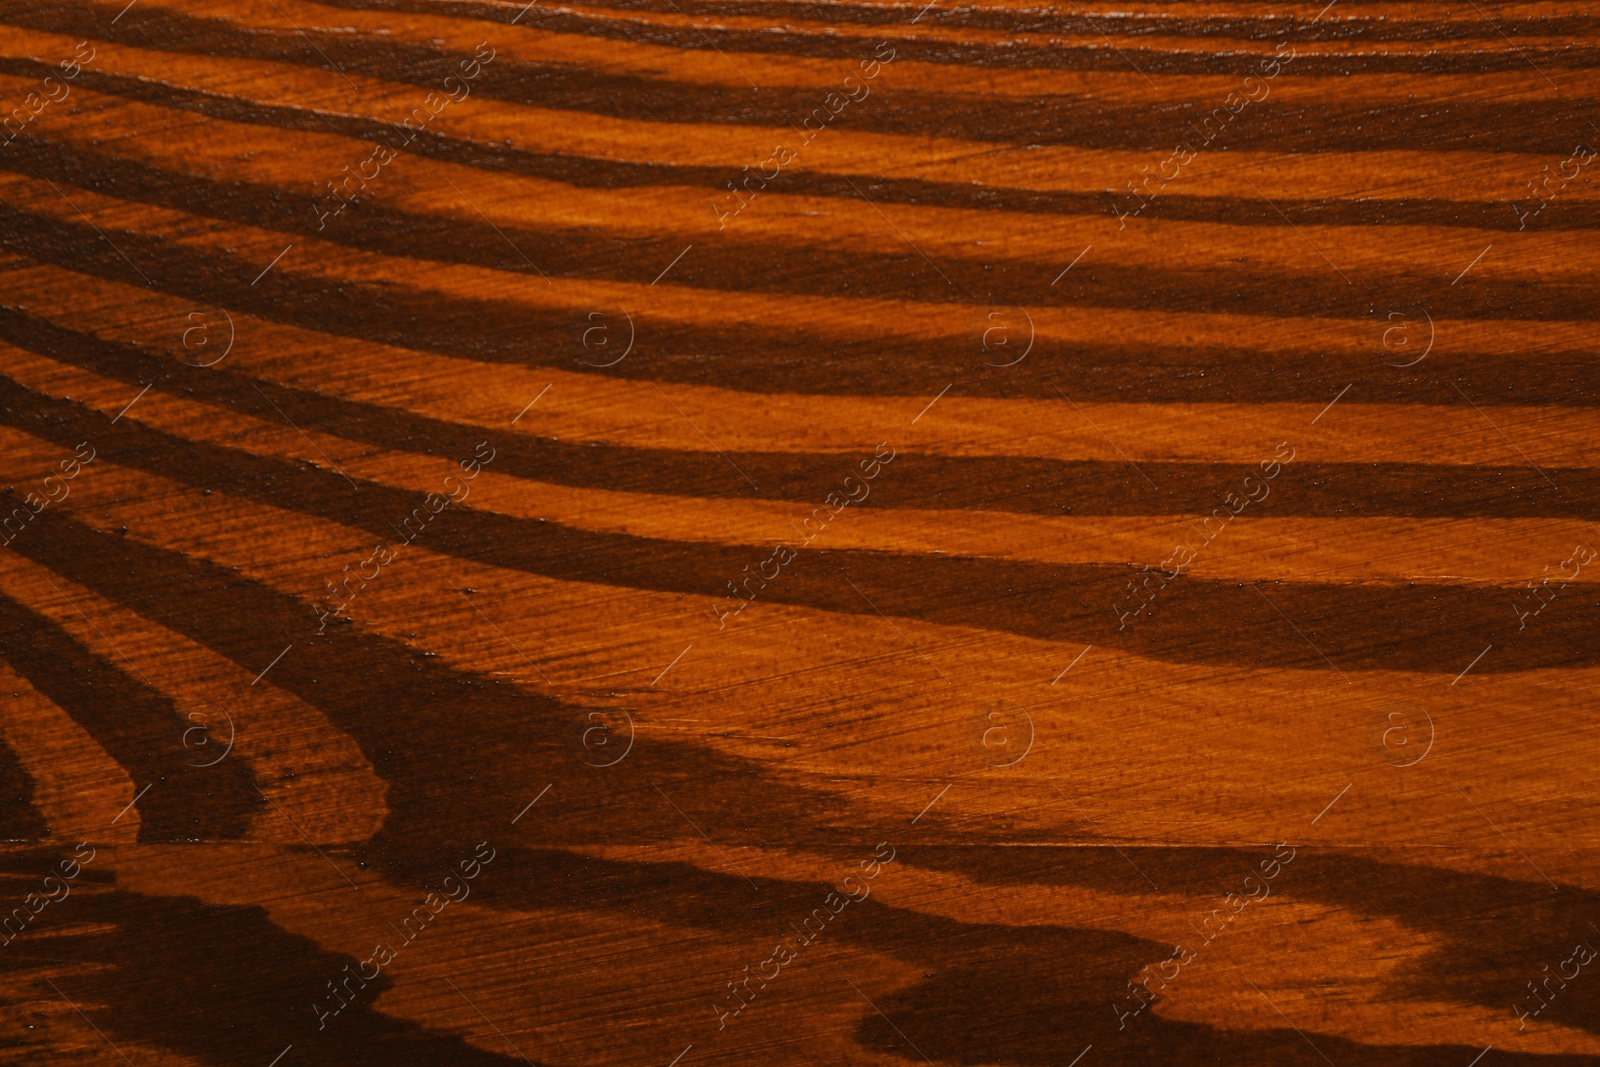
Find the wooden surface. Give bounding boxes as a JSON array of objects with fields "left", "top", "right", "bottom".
[{"left": 1, "top": 0, "right": 1598, "bottom": 1063}]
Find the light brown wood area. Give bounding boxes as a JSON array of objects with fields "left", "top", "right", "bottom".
[{"left": 0, "top": 1, "right": 1597, "bottom": 1064}]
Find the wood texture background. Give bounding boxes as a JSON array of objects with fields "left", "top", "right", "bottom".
[{"left": 0, "top": 0, "right": 1598, "bottom": 1063}]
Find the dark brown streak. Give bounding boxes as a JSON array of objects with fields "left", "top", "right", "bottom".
[
  {"left": 0, "top": 586, "right": 257, "bottom": 840},
  {"left": 0, "top": 373, "right": 1594, "bottom": 676},
  {"left": 10, "top": 4, "right": 1600, "bottom": 130}
]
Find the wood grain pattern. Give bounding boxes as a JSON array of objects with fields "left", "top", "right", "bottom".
[{"left": 0, "top": 1, "right": 1597, "bottom": 1064}]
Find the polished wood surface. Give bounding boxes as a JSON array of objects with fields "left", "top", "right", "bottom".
[{"left": 0, "top": 1, "right": 1598, "bottom": 1064}]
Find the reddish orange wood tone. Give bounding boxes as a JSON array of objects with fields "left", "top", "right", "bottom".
[{"left": 0, "top": 1, "right": 1597, "bottom": 1064}]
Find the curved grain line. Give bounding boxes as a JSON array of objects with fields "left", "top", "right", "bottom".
[
  {"left": 0, "top": 586, "right": 258, "bottom": 840},
  {"left": 10, "top": 13, "right": 1600, "bottom": 149},
  {"left": 2, "top": 372, "right": 1596, "bottom": 675},
  {"left": 11, "top": 309, "right": 1600, "bottom": 521},
  {"left": 10, "top": 66, "right": 1597, "bottom": 232}
]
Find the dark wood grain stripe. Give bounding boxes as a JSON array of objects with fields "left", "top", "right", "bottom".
[
  {"left": 442, "top": 844, "right": 1600, "bottom": 1063},
  {"left": 18, "top": 884, "right": 535, "bottom": 1065},
  {"left": 14, "top": 5, "right": 1600, "bottom": 140},
  {"left": 6, "top": 305, "right": 1600, "bottom": 521},
  {"left": 0, "top": 587, "right": 257, "bottom": 840},
  {"left": 305, "top": 0, "right": 1600, "bottom": 75},
  {"left": 3, "top": 492, "right": 859, "bottom": 849},
  {"left": 437, "top": 0, "right": 1600, "bottom": 43},
  {"left": 0, "top": 734, "right": 47, "bottom": 842},
  {"left": 10, "top": 204, "right": 1599, "bottom": 412},
  {"left": 3, "top": 373, "right": 1593, "bottom": 675},
  {"left": 4, "top": 65, "right": 1591, "bottom": 235},
  {"left": 1, "top": 140, "right": 1591, "bottom": 326}
]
